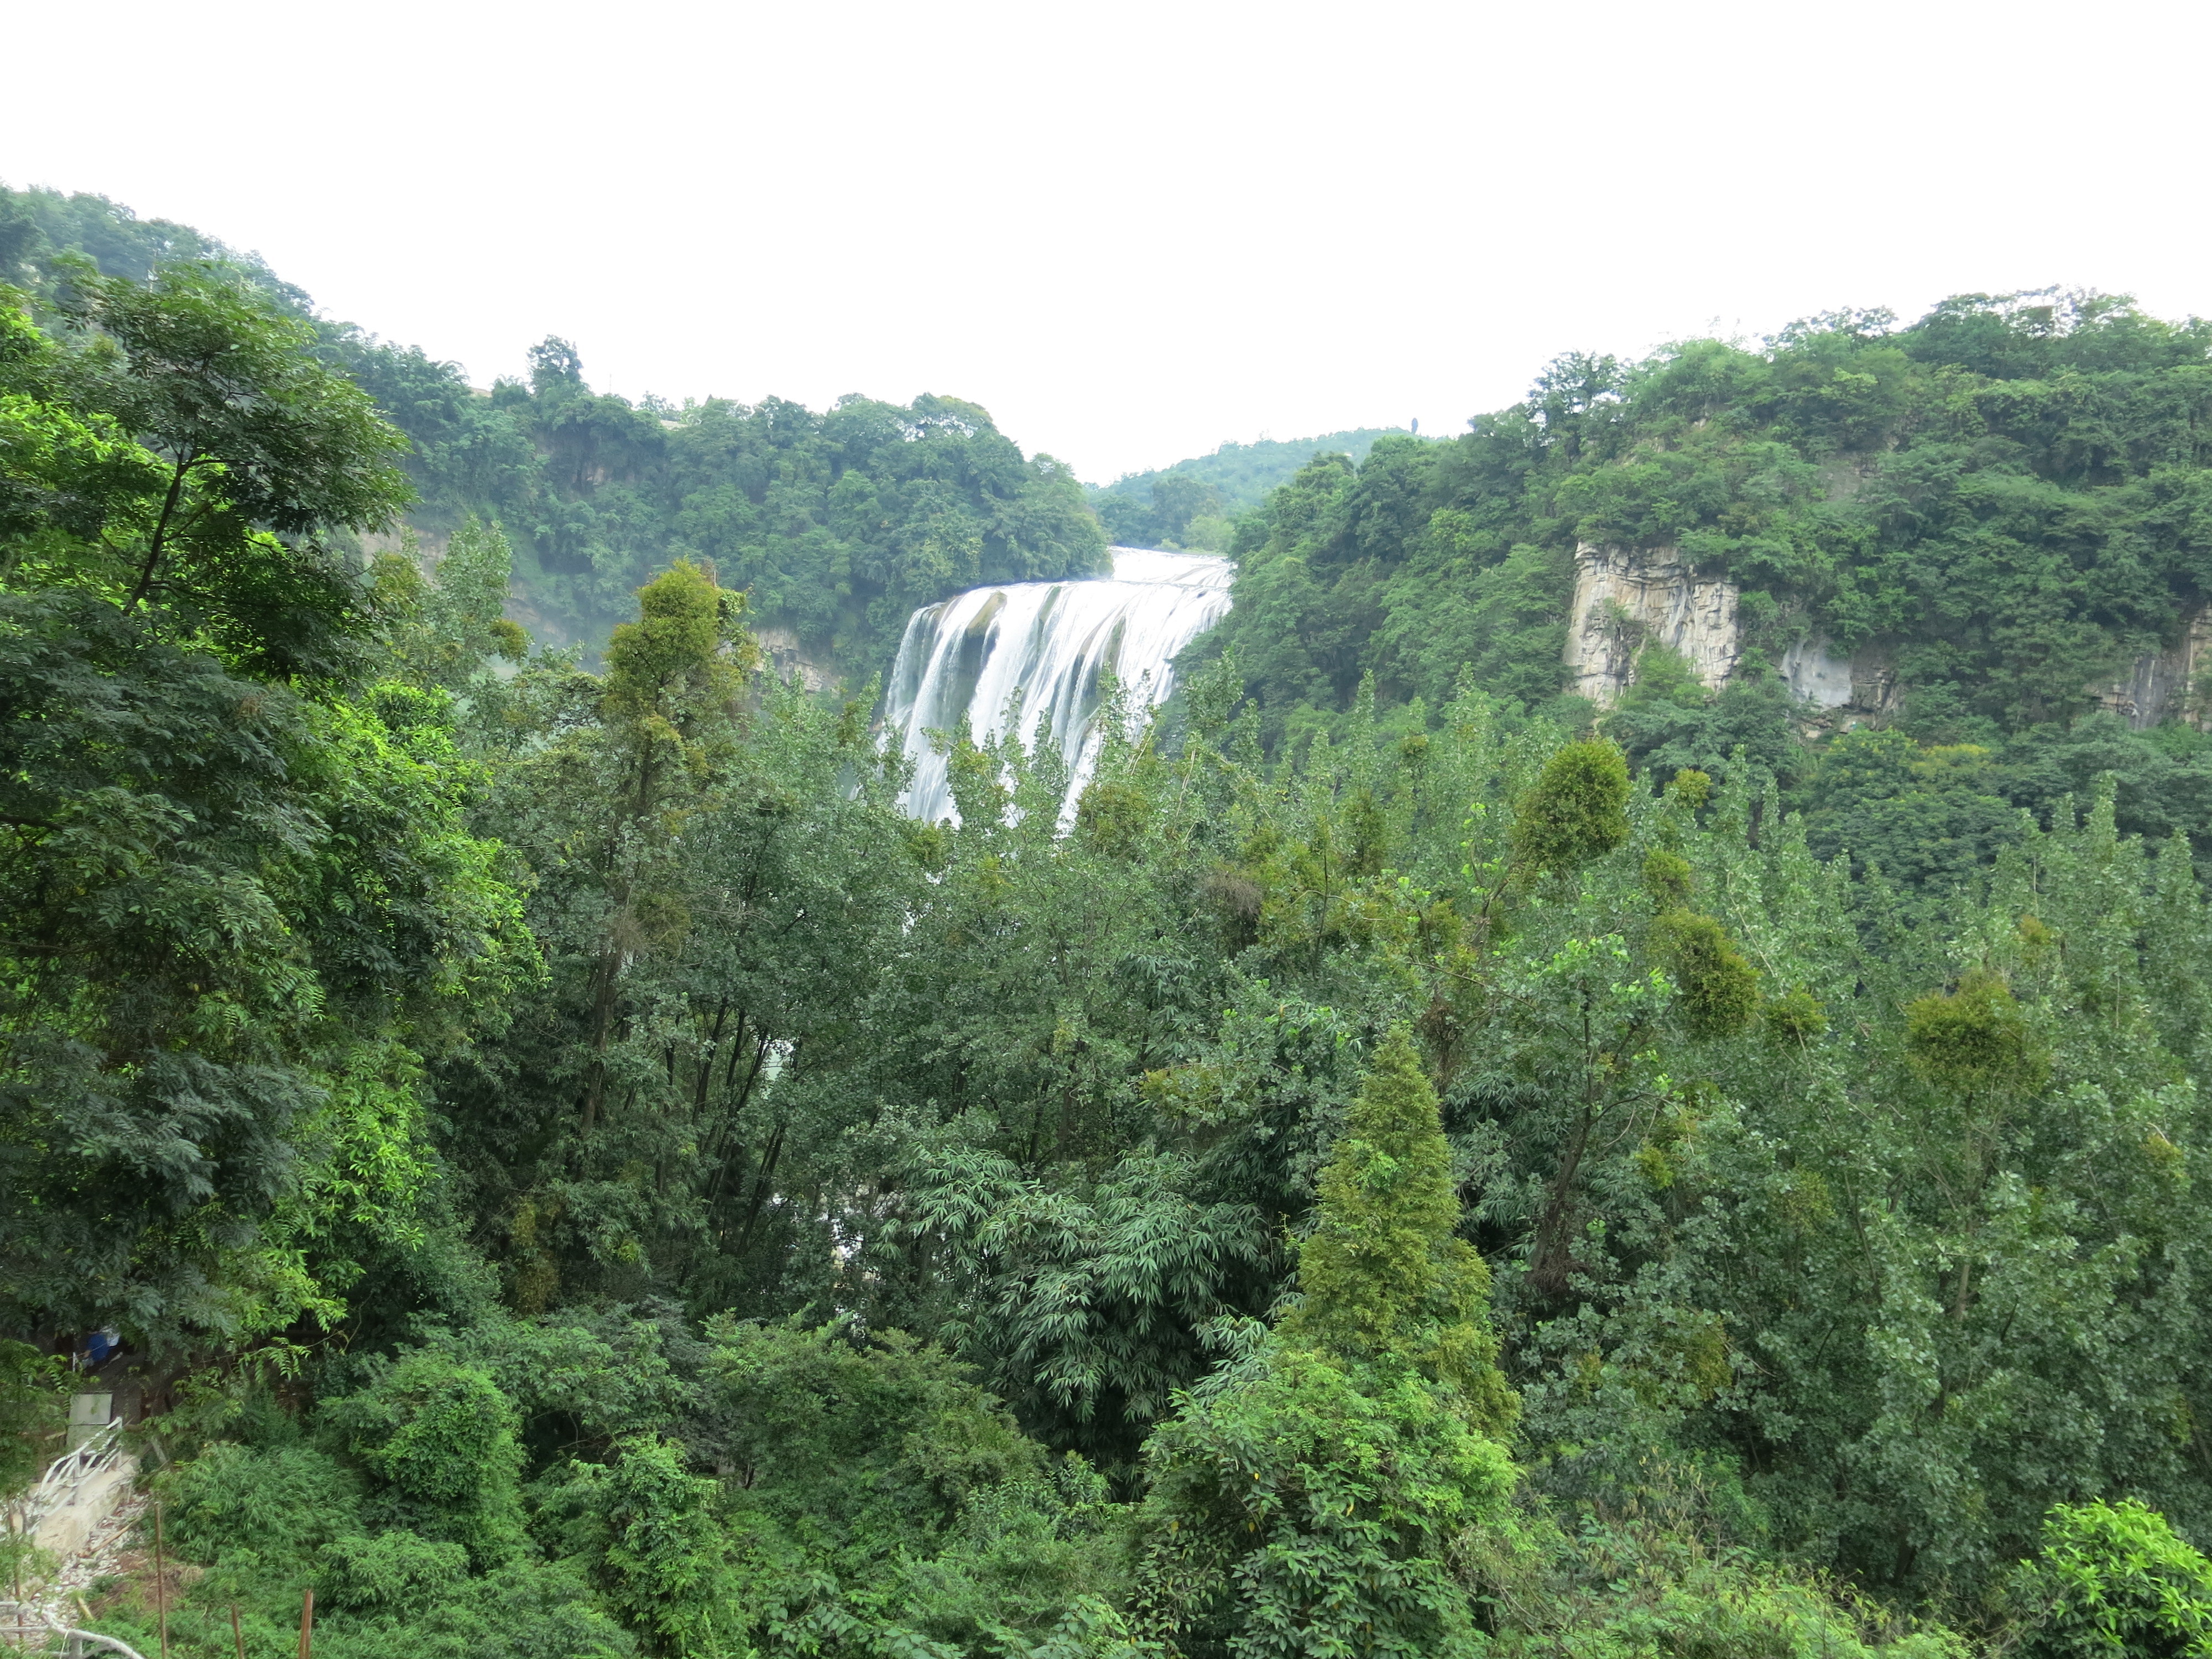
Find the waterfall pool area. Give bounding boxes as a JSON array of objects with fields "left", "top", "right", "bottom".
[{"left": 881, "top": 546, "right": 1234, "bottom": 825}]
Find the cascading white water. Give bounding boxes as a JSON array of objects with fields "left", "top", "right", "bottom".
[{"left": 883, "top": 546, "right": 1234, "bottom": 825}]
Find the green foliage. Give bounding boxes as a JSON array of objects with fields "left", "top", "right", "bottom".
[
  {"left": 0, "top": 285, "right": 525, "bottom": 1350},
  {"left": 1479, "top": 1515, "right": 1966, "bottom": 1658},
  {"left": 1138, "top": 1347, "right": 1514, "bottom": 1659},
  {"left": 890, "top": 1463, "right": 1134, "bottom": 1655},
  {"left": 7, "top": 182, "right": 1107, "bottom": 679},
  {"left": 905, "top": 1145, "right": 1271, "bottom": 1477},
  {"left": 703, "top": 1319, "right": 1045, "bottom": 1536},
  {"left": 50, "top": 262, "right": 412, "bottom": 679},
  {"left": 1642, "top": 848, "right": 1695, "bottom": 909},
  {"left": 1764, "top": 986, "right": 1828, "bottom": 1044},
  {"left": 323, "top": 1350, "right": 525, "bottom": 1560},
  {"left": 1091, "top": 430, "right": 1408, "bottom": 550},
  {"left": 176, "top": 1545, "right": 634, "bottom": 1659},
  {"left": 1074, "top": 777, "right": 1155, "bottom": 858},
  {"left": 320, "top": 1530, "right": 470, "bottom": 1616},
  {"left": 472, "top": 1310, "right": 697, "bottom": 1467},
  {"left": 577, "top": 1437, "right": 737, "bottom": 1657},
  {"left": 2011, "top": 1499, "right": 2212, "bottom": 1658},
  {"left": 161, "top": 1442, "right": 364, "bottom": 1582},
  {"left": 387, "top": 515, "right": 526, "bottom": 688},
  {"left": 1667, "top": 768, "right": 1714, "bottom": 809},
  {"left": 502, "top": 378, "right": 1109, "bottom": 673},
  {"left": 1137, "top": 1030, "right": 1517, "bottom": 1659},
  {"left": 1787, "top": 714, "right": 2212, "bottom": 895},
  {"left": 28, "top": 180, "right": 2212, "bottom": 1659},
  {"left": 1797, "top": 729, "right": 2026, "bottom": 888},
  {"left": 1279, "top": 1027, "right": 1511, "bottom": 1425},
  {"left": 1649, "top": 909, "right": 1761, "bottom": 1039},
  {"left": 1903, "top": 967, "right": 2048, "bottom": 1096},
  {"left": 602, "top": 560, "right": 748, "bottom": 730},
  {"left": 0, "top": 184, "right": 284, "bottom": 298},
  {"left": 0, "top": 1339, "right": 62, "bottom": 1493},
  {"left": 1511, "top": 739, "right": 1632, "bottom": 878}
]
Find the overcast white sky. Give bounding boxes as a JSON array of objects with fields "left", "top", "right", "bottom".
[{"left": 4, "top": 0, "right": 2206, "bottom": 483}]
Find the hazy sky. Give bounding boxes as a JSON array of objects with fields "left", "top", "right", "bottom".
[{"left": 6, "top": 0, "right": 2206, "bottom": 483}]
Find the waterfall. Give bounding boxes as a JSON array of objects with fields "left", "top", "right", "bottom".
[{"left": 882, "top": 546, "right": 1234, "bottom": 825}]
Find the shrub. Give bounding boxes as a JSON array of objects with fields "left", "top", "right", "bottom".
[
  {"left": 1278, "top": 1026, "right": 1511, "bottom": 1425},
  {"left": 2011, "top": 1499, "right": 2212, "bottom": 1658},
  {"left": 0, "top": 1340, "right": 62, "bottom": 1495},
  {"left": 1642, "top": 848, "right": 1694, "bottom": 909},
  {"left": 1905, "top": 967, "right": 2048, "bottom": 1097},
  {"left": 1765, "top": 987, "right": 1829, "bottom": 1045},
  {"left": 319, "top": 1530, "right": 468, "bottom": 1615},
  {"left": 584, "top": 1437, "right": 736, "bottom": 1658},
  {"left": 1651, "top": 910, "right": 1760, "bottom": 1039},
  {"left": 1138, "top": 1348, "right": 1514, "bottom": 1659},
  {"left": 322, "top": 1350, "right": 525, "bottom": 1562},
  {"left": 1666, "top": 767, "right": 1714, "bottom": 810},
  {"left": 160, "top": 1443, "right": 363, "bottom": 1579},
  {"left": 1139, "top": 1027, "right": 1519, "bottom": 1659},
  {"left": 1512, "top": 740, "right": 1631, "bottom": 879},
  {"left": 1075, "top": 779, "right": 1153, "bottom": 858},
  {"left": 702, "top": 1319, "right": 1043, "bottom": 1543}
]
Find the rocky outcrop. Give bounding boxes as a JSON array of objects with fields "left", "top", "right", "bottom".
[
  {"left": 2090, "top": 610, "right": 2212, "bottom": 729},
  {"left": 1563, "top": 544, "right": 1740, "bottom": 706},
  {"left": 1564, "top": 544, "right": 2212, "bottom": 731},
  {"left": 754, "top": 625, "right": 839, "bottom": 693},
  {"left": 1779, "top": 637, "right": 1854, "bottom": 709},
  {"left": 1563, "top": 545, "right": 1903, "bottom": 719}
]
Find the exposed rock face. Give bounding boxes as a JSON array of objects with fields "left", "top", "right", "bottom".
[
  {"left": 1780, "top": 637, "right": 1855, "bottom": 709},
  {"left": 754, "top": 625, "right": 839, "bottom": 693},
  {"left": 1563, "top": 545, "right": 1901, "bottom": 719},
  {"left": 1563, "top": 544, "right": 1740, "bottom": 706},
  {"left": 2090, "top": 610, "right": 2212, "bottom": 729},
  {"left": 1561, "top": 545, "right": 2212, "bottom": 731}
]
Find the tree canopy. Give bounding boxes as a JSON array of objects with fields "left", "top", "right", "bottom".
[{"left": 2, "top": 183, "right": 1107, "bottom": 678}]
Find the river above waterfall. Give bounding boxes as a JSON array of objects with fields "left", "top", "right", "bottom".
[{"left": 882, "top": 547, "right": 1234, "bottom": 825}]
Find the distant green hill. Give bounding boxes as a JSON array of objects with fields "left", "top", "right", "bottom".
[
  {"left": 1089, "top": 428, "right": 1417, "bottom": 549},
  {"left": 0, "top": 184, "right": 1104, "bottom": 676}
]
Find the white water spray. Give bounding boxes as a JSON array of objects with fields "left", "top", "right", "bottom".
[{"left": 882, "top": 547, "right": 1234, "bottom": 825}]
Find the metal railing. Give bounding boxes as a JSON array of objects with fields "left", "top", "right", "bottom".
[
  {"left": 0, "top": 1601, "right": 149, "bottom": 1659},
  {"left": 11, "top": 1423, "right": 126, "bottom": 1545},
  {"left": 3, "top": 1418, "right": 139, "bottom": 1659}
]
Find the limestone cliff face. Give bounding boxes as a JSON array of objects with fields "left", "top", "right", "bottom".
[
  {"left": 2091, "top": 611, "right": 2212, "bottom": 729},
  {"left": 1563, "top": 544, "right": 1888, "bottom": 718},
  {"left": 1779, "top": 637, "right": 1856, "bottom": 709},
  {"left": 1563, "top": 544, "right": 1741, "bottom": 706},
  {"left": 754, "top": 625, "right": 839, "bottom": 693},
  {"left": 1561, "top": 542, "right": 2211, "bottom": 729}
]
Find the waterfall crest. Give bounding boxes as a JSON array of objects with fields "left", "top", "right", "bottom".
[{"left": 883, "top": 547, "right": 1234, "bottom": 825}]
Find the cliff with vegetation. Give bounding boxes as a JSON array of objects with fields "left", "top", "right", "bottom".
[{"left": 1193, "top": 295, "right": 2212, "bottom": 883}]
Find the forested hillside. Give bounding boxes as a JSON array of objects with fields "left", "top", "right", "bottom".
[
  {"left": 1090, "top": 428, "right": 1405, "bottom": 551},
  {"left": 0, "top": 184, "right": 1106, "bottom": 673},
  {"left": 9, "top": 190, "right": 2212, "bottom": 1659},
  {"left": 1194, "top": 298, "right": 2212, "bottom": 880}
]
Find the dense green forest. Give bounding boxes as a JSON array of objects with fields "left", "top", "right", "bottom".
[
  {"left": 1090, "top": 430, "right": 1405, "bottom": 552},
  {"left": 10, "top": 180, "right": 2212, "bottom": 1659},
  {"left": 0, "top": 184, "right": 1106, "bottom": 674}
]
